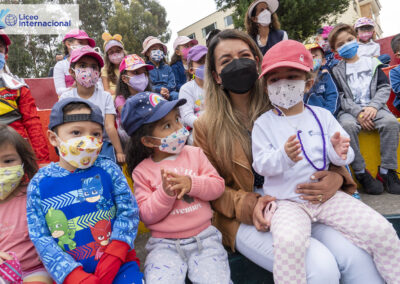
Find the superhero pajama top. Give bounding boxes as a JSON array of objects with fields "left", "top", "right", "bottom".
[{"left": 26, "top": 156, "right": 139, "bottom": 283}]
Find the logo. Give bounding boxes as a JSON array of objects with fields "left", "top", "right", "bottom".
[
  {"left": 5, "top": 14, "right": 17, "bottom": 27},
  {"left": 299, "top": 54, "right": 305, "bottom": 62},
  {"left": 0, "top": 8, "right": 10, "bottom": 28},
  {"left": 149, "top": 93, "right": 164, "bottom": 107}
]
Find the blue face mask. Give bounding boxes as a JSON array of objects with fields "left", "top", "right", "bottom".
[
  {"left": 194, "top": 65, "right": 205, "bottom": 80},
  {"left": 338, "top": 40, "right": 359, "bottom": 59},
  {"left": 312, "top": 58, "right": 322, "bottom": 72},
  {"left": 0, "top": 53, "right": 5, "bottom": 71}
]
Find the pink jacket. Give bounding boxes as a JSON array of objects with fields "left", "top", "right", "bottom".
[{"left": 132, "top": 146, "right": 225, "bottom": 239}]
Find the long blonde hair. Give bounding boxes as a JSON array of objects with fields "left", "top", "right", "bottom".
[{"left": 202, "top": 29, "right": 271, "bottom": 178}]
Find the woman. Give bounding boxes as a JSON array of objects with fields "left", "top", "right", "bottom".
[
  {"left": 246, "top": 0, "right": 288, "bottom": 55},
  {"left": 193, "top": 29, "right": 384, "bottom": 283}
]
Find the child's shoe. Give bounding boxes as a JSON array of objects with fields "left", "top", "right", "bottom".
[
  {"left": 376, "top": 167, "right": 400, "bottom": 194},
  {"left": 355, "top": 170, "right": 384, "bottom": 195}
]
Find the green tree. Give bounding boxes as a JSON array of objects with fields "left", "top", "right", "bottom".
[
  {"left": 107, "top": 0, "right": 171, "bottom": 55},
  {"left": 215, "top": 0, "right": 351, "bottom": 41}
]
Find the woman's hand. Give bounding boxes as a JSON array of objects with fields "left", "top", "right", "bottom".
[
  {"left": 252, "top": 195, "right": 276, "bottom": 231},
  {"left": 296, "top": 170, "right": 342, "bottom": 204}
]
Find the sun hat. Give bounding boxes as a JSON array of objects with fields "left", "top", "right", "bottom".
[
  {"left": 119, "top": 54, "right": 154, "bottom": 73},
  {"left": 173, "top": 36, "right": 198, "bottom": 51},
  {"left": 63, "top": 29, "right": 95, "bottom": 48},
  {"left": 70, "top": 45, "right": 104, "bottom": 68},
  {"left": 141, "top": 36, "right": 167, "bottom": 55},
  {"left": 248, "top": 0, "right": 279, "bottom": 18}
]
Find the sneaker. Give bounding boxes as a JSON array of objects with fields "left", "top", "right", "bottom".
[
  {"left": 376, "top": 167, "right": 400, "bottom": 194},
  {"left": 355, "top": 170, "right": 384, "bottom": 195}
]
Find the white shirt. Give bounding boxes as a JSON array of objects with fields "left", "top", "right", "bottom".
[
  {"left": 252, "top": 106, "right": 354, "bottom": 203},
  {"left": 358, "top": 40, "right": 380, "bottom": 58},
  {"left": 346, "top": 56, "right": 373, "bottom": 107},
  {"left": 178, "top": 80, "right": 205, "bottom": 128}
]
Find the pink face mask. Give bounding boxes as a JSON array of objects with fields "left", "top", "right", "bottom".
[
  {"left": 73, "top": 67, "right": 100, "bottom": 88},
  {"left": 358, "top": 31, "right": 373, "bottom": 42},
  {"left": 109, "top": 52, "right": 124, "bottom": 65},
  {"left": 181, "top": 47, "right": 191, "bottom": 60}
]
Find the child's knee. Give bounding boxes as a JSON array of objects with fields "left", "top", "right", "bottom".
[
  {"left": 340, "top": 119, "right": 358, "bottom": 133},
  {"left": 273, "top": 228, "right": 309, "bottom": 250}
]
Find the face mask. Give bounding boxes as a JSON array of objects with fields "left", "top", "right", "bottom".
[
  {"left": 313, "top": 58, "right": 322, "bottom": 72},
  {"left": 0, "top": 53, "right": 5, "bottom": 71},
  {"left": 73, "top": 67, "right": 100, "bottom": 88},
  {"left": 127, "top": 73, "right": 149, "bottom": 92},
  {"left": 150, "top": 49, "right": 164, "bottom": 62},
  {"left": 318, "top": 39, "right": 330, "bottom": 52},
  {"left": 358, "top": 31, "right": 373, "bottom": 42},
  {"left": 257, "top": 9, "right": 271, "bottom": 26},
  {"left": 220, "top": 58, "right": 259, "bottom": 94},
  {"left": 338, "top": 40, "right": 359, "bottom": 59},
  {"left": 57, "top": 135, "right": 103, "bottom": 169},
  {"left": 152, "top": 127, "right": 189, "bottom": 154},
  {"left": 182, "top": 47, "right": 191, "bottom": 60},
  {"left": 109, "top": 52, "right": 124, "bottom": 65},
  {"left": 0, "top": 164, "right": 24, "bottom": 200},
  {"left": 194, "top": 65, "right": 205, "bottom": 80},
  {"left": 268, "top": 79, "right": 306, "bottom": 109}
]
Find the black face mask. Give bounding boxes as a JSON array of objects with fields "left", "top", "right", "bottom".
[{"left": 219, "top": 58, "right": 259, "bottom": 94}]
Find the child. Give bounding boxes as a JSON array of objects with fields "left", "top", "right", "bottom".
[
  {"left": 389, "top": 34, "right": 400, "bottom": 111},
  {"left": 142, "top": 36, "right": 178, "bottom": 100},
  {"left": 315, "top": 25, "right": 339, "bottom": 71},
  {"left": 26, "top": 97, "right": 142, "bottom": 284},
  {"left": 304, "top": 43, "right": 340, "bottom": 117},
  {"left": 252, "top": 39, "right": 400, "bottom": 284},
  {"left": 101, "top": 32, "right": 126, "bottom": 100},
  {"left": 0, "top": 125, "right": 52, "bottom": 283},
  {"left": 53, "top": 29, "right": 98, "bottom": 97},
  {"left": 121, "top": 92, "right": 231, "bottom": 284},
  {"left": 115, "top": 54, "right": 153, "bottom": 145},
  {"left": 59, "top": 46, "right": 125, "bottom": 163},
  {"left": 170, "top": 36, "right": 198, "bottom": 92},
  {"left": 329, "top": 23, "right": 400, "bottom": 195},
  {"left": 0, "top": 29, "right": 50, "bottom": 166},
  {"left": 178, "top": 45, "right": 207, "bottom": 131},
  {"left": 354, "top": 17, "right": 380, "bottom": 58}
]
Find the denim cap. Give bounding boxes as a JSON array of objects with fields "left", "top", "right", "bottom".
[
  {"left": 121, "top": 92, "right": 186, "bottom": 136},
  {"left": 49, "top": 97, "right": 104, "bottom": 130}
]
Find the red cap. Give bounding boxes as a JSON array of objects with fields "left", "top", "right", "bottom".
[
  {"left": 70, "top": 46, "right": 104, "bottom": 68},
  {"left": 0, "top": 30, "right": 11, "bottom": 53},
  {"left": 63, "top": 29, "right": 95, "bottom": 48},
  {"left": 259, "top": 40, "right": 313, "bottom": 78}
]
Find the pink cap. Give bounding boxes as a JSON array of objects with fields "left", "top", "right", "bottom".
[
  {"left": 141, "top": 36, "right": 167, "bottom": 55},
  {"left": 320, "top": 26, "right": 334, "bottom": 39},
  {"left": 0, "top": 29, "right": 11, "bottom": 53},
  {"left": 119, "top": 54, "right": 154, "bottom": 73},
  {"left": 259, "top": 40, "right": 313, "bottom": 78},
  {"left": 173, "top": 36, "right": 198, "bottom": 51},
  {"left": 63, "top": 29, "right": 95, "bottom": 48},
  {"left": 354, "top": 17, "right": 375, "bottom": 29},
  {"left": 70, "top": 45, "right": 104, "bottom": 68}
]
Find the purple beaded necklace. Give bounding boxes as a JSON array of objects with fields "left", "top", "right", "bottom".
[{"left": 276, "top": 104, "right": 327, "bottom": 171}]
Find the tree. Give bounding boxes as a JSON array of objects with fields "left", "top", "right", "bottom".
[
  {"left": 215, "top": 0, "right": 351, "bottom": 41},
  {"left": 107, "top": 0, "right": 171, "bottom": 55}
]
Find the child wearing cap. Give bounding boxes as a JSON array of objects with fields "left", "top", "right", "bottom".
[
  {"left": 53, "top": 29, "right": 99, "bottom": 97},
  {"left": 101, "top": 32, "right": 126, "bottom": 100},
  {"left": 59, "top": 46, "right": 125, "bottom": 164},
  {"left": 304, "top": 43, "right": 340, "bottom": 117},
  {"left": 0, "top": 29, "right": 50, "bottom": 165},
  {"left": 329, "top": 23, "right": 400, "bottom": 195},
  {"left": 121, "top": 92, "right": 231, "bottom": 283},
  {"left": 252, "top": 39, "right": 400, "bottom": 284},
  {"left": 390, "top": 34, "right": 400, "bottom": 111},
  {"left": 178, "top": 45, "right": 207, "bottom": 138},
  {"left": 354, "top": 17, "right": 380, "bottom": 58},
  {"left": 142, "top": 36, "right": 178, "bottom": 100},
  {"left": 170, "top": 36, "right": 198, "bottom": 92},
  {"left": 26, "top": 97, "right": 142, "bottom": 284},
  {"left": 115, "top": 54, "right": 153, "bottom": 145},
  {"left": 315, "top": 25, "right": 339, "bottom": 71}
]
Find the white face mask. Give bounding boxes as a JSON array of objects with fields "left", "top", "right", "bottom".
[
  {"left": 257, "top": 9, "right": 271, "bottom": 26},
  {"left": 268, "top": 79, "right": 306, "bottom": 109}
]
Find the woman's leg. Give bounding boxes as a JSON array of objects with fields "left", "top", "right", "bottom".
[
  {"left": 236, "top": 223, "right": 340, "bottom": 284},
  {"left": 312, "top": 223, "right": 384, "bottom": 284}
]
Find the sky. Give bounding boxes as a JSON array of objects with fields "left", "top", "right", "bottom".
[{"left": 158, "top": 0, "right": 400, "bottom": 54}]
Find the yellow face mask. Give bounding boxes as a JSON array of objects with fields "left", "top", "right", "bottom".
[{"left": 0, "top": 164, "right": 24, "bottom": 200}]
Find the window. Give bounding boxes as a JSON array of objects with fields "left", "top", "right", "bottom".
[
  {"left": 224, "top": 15, "right": 233, "bottom": 27},
  {"left": 202, "top": 22, "right": 217, "bottom": 38},
  {"left": 187, "top": 33, "right": 196, "bottom": 40}
]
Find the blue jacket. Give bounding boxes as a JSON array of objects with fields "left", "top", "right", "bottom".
[
  {"left": 27, "top": 157, "right": 139, "bottom": 283},
  {"left": 322, "top": 51, "right": 339, "bottom": 71},
  {"left": 147, "top": 60, "right": 176, "bottom": 93},
  {"left": 171, "top": 60, "right": 187, "bottom": 91},
  {"left": 305, "top": 71, "right": 340, "bottom": 117},
  {"left": 389, "top": 65, "right": 400, "bottom": 110}
]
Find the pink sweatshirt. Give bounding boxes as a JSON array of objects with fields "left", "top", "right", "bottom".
[
  {"left": 0, "top": 186, "right": 44, "bottom": 273},
  {"left": 132, "top": 145, "right": 225, "bottom": 239}
]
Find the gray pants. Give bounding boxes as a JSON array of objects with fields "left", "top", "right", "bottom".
[
  {"left": 144, "top": 225, "right": 232, "bottom": 284},
  {"left": 337, "top": 109, "right": 399, "bottom": 172}
]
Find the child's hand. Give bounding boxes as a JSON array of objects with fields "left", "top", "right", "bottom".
[
  {"left": 160, "top": 87, "right": 170, "bottom": 99},
  {"left": 362, "top": 106, "right": 378, "bottom": 120},
  {"left": 165, "top": 171, "right": 192, "bottom": 199},
  {"left": 0, "top": 251, "right": 12, "bottom": 265},
  {"left": 161, "top": 169, "right": 176, "bottom": 197},
  {"left": 116, "top": 152, "right": 126, "bottom": 164},
  {"left": 357, "top": 111, "right": 375, "bottom": 131},
  {"left": 330, "top": 132, "right": 350, "bottom": 160},
  {"left": 284, "top": 134, "right": 302, "bottom": 162}
]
